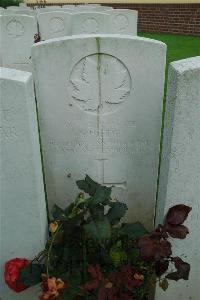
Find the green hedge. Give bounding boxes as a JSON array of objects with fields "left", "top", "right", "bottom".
[{"left": 0, "top": 0, "right": 22, "bottom": 8}]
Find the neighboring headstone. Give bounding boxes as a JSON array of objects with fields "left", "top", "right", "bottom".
[
  {"left": 19, "top": 3, "right": 28, "bottom": 7},
  {"left": 155, "top": 57, "right": 200, "bottom": 300},
  {"left": 108, "top": 9, "right": 138, "bottom": 35},
  {"left": 32, "top": 34, "right": 166, "bottom": 230},
  {"left": 63, "top": 5, "right": 76, "bottom": 8},
  {"left": 0, "top": 14, "right": 37, "bottom": 71},
  {"left": 72, "top": 12, "right": 109, "bottom": 34},
  {"left": 38, "top": 11, "right": 72, "bottom": 40},
  {"left": 0, "top": 67, "right": 47, "bottom": 300},
  {"left": 76, "top": 6, "right": 113, "bottom": 12},
  {"left": 6, "top": 6, "right": 20, "bottom": 10}
]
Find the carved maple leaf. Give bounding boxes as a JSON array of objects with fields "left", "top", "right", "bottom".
[{"left": 70, "top": 54, "right": 131, "bottom": 112}]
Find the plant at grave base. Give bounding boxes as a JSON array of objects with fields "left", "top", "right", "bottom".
[{"left": 4, "top": 175, "right": 192, "bottom": 300}]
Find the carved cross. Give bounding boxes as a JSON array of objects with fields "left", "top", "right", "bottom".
[{"left": 96, "top": 158, "right": 127, "bottom": 190}]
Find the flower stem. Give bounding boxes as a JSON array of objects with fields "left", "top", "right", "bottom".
[{"left": 46, "top": 223, "right": 63, "bottom": 278}]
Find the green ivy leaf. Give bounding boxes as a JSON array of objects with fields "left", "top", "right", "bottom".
[
  {"left": 84, "top": 217, "right": 111, "bottom": 241},
  {"left": 119, "top": 222, "right": 148, "bottom": 239},
  {"left": 90, "top": 185, "right": 112, "bottom": 207},
  {"left": 107, "top": 202, "right": 128, "bottom": 225},
  {"left": 159, "top": 278, "right": 169, "bottom": 291},
  {"left": 109, "top": 241, "right": 127, "bottom": 267},
  {"left": 19, "top": 264, "right": 42, "bottom": 287},
  {"left": 76, "top": 175, "right": 99, "bottom": 196}
]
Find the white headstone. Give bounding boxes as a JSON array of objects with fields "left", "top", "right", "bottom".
[
  {"left": 6, "top": 6, "right": 20, "bottom": 10},
  {"left": 63, "top": 5, "right": 75, "bottom": 8},
  {"left": 155, "top": 57, "right": 200, "bottom": 300},
  {"left": 38, "top": 11, "right": 72, "bottom": 40},
  {"left": 72, "top": 12, "right": 109, "bottom": 34},
  {"left": 0, "top": 67, "right": 47, "bottom": 300},
  {"left": 76, "top": 6, "right": 113, "bottom": 12},
  {"left": 19, "top": 3, "right": 28, "bottom": 7},
  {"left": 0, "top": 14, "right": 37, "bottom": 71},
  {"left": 108, "top": 9, "right": 138, "bottom": 35},
  {"left": 32, "top": 35, "right": 166, "bottom": 230}
]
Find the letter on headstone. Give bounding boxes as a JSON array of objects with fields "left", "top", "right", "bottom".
[
  {"left": 32, "top": 35, "right": 166, "bottom": 230},
  {"left": 0, "top": 67, "right": 47, "bottom": 299},
  {"left": 155, "top": 57, "right": 200, "bottom": 300}
]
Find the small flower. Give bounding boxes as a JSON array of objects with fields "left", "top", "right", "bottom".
[
  {"left": 134, "top": 273, "right": 144, "bottom": 281},
  {"left": 4, "top": 258, "right": 29, "bottom": 292},
  {"left": 40, "top": 276, "right": 66, "bottom": 300},
  {"left": 49, "top": 221, "right": 59, "bottom": 233}
]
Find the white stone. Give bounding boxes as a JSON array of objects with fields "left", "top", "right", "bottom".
[
  {"left": 0, "top": 14, "right": 37, "bottom": 71},
  {"left": 63, "top": 5, "right": 76, "bottom": 8},
  {"left": 0, "top": 67, "right": 47, "bottom": 300},
  {"left": 38, "top": 11, "right": 72, "bottom": 40},
  {"left": 107, "top": 9, "right": 138, "bottom": 35},
  {"left": 32, "top": 34, "right": 166, "bottom": 230},
  {"left": 155, "top": 57, "right": 200, "bottom": 300},
  {"left": 72, "top": 12, "right": 110, "bottom": 34},
  {"left": 19, "top": 3, "right": 28, "bottom": 7},
  {"left": 6, "top": 6, "right": 20, "bottom": 10},
  {"left": 75, "top": 6, "right": 113, "bottom": 12}
]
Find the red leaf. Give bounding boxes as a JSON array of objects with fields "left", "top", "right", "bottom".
[
  {"left": 155, "top": 260, "right": 169, "bottom": 277},
  {"left": 87, "top": 265, "right": 103, "bottom": 281},
  {"left": 165, "top": 224, "right": 189, "bottom": 239},
  {"left": 166, "top": 257, "right": 190, "bottom": 281},
  {"left": 138, "top": 236, "right": 158, "bottom": 261},
  {"left": 173, "top": 257, "right": 190, "bottom": 280},
  {"left": 165, "top": 205, "right": 191, "bottom": 226},
  {"left": 158, "top": 240, "right": 172, "bottom": 258},
  {"left": 83, "top": 279, "right": 99, "bottom": 291}
]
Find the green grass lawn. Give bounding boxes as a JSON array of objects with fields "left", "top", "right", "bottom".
[{"left": 139, "top": 32, "right": 200, "bottom": 95}]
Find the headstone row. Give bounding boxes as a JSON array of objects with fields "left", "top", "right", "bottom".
[{"left": 0, "top": 8, "right": 138, "bottom": 71}]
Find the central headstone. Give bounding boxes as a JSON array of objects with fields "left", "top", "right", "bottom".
[{"left": 32, "top": 35, "right": 166, "bottom": 230}]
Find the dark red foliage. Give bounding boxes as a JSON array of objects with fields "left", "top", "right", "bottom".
[
  {"left": 165, "top": 205, "right": 191, "bottom": 226},
  {"left": 137, "top": 204, "right": 191, "bottom": 283},
  {"left": 166, "top": 257, "right": 190, "bottom": 281},
  {"left": 83, "top": 264, "right": 144, "bottom": 300}
]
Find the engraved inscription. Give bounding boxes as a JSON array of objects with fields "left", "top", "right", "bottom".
[
  {"left": 6, "top": 20, "right": 24, "bottom": 38},
  {"left": 49, "top": 17, "right": 65, "bottom": 33},
  {"left": 81, "top": 18, "right": 99, "bottom": 33},
  {"left": 0, "top": 126, "right": 17, "bottom": 138},
  {"left": 69, "top": 54, "right": 131, "bottom": 114},
  {"left": 113, "top": 14, "right": 129, "bottom": 33}
]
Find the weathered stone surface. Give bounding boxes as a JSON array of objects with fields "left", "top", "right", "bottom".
[
  {"left": 107, "top": 9, "right": 138, "bottom": 35},
  {"left": 32, "top": 35, "right": 166, "bottom": 230},
  {"left": 0, "top": 14, "right": 37, "bottom": 71},
  {"left": 0, "top": 67, "right": 47, "bottom": 300},
  {"left": 72, "top": 12, "right": 109, "bottom": 34},
  {"left": 38, "top": 11, "right": 72, "bottom": 40},
  {"left": 155, "top": 57, "right": 200, "bottom": 300}
]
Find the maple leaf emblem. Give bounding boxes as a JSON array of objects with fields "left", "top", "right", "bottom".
[{"left": 70, "top": 54, "right": 131, "bottom": 113}]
